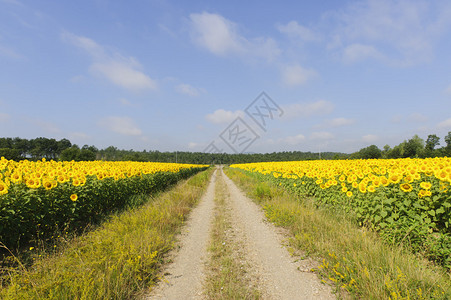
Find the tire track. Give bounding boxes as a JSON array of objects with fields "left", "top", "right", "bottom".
[
  {"left": 147, "top": 170, "right": 217, "bottom": 299},
  {"left": 221, "top": 168, "right": 335, "bottom": 299}
]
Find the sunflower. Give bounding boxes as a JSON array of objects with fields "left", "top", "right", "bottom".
[
  {"left": 10, "top": 172, "right": 22, "bottom": 183},
  {"left": 380, "top": 176, "right": 389, "bottom": 186},
  {"left": 420, "top": 182, "right": 432, "bottom": 190},
  {"left": 389, "top": 174, "right": 401, "bottom": 184},
  {"left": 404, "top": 174, "right": 414, "bottom": 183},
  {"left": 358, "top": 182, "right": 367, "bottom": 193},
  {"left": 436, "top": 170, "right": 448, "bottom": 181},
  {"left": 400, "top": 183, "right": 413, "bottom": 192},
  {"left": 372, "top": 178, "right": 381, "bottom": 187},
  {"left": 57, "top": 175, "right": 66, "bottom": 183},
  {"left": 43, "top": 180, "right": 53, "bottom": 190},
  {"left": 346, "top": 191, "right": 353, "bottom": 197},
  {"left": 0, "top": 181, "right": 8, "bottom": 195},
  {"left": 70, "top": 194, "right": 78, "bottom": 202},
  {"left": 26, "top": 178, "right": 35, "bottom": 188}
]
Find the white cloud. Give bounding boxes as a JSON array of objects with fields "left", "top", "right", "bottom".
[
  {"left": 70, "top": 75, "right": 85, "bottom": 83},
  {"left": 90, "top": 62, "right": 156, "bottom": 91},
  {"left": 99, "top": 116, "right": 142, "bottom": 136},
  {"left": 0, "top": 45, "right": 23, "bottom": 59},
  {"left": 310, "top": 131, "right": 334, "bottom": 140},
  {"left": 362, "top": 134, "right": 379, "bottom": 143},
  {"left": 189, "top": 12, "right": 244, "bottom": 56},
  {"left": 283, "top": 134, "right": 306, "bottom": 145},
  {"left": 188, "top": 142, "right": 198, "bottom": 149},
  {"left": 119, "top": 98, "right": 132, "bottom": 106},
  {"left": 1, "top": 0, "right": 24, "bottom": 6},
  {"left": 282, "top": 100, "right": 334, "bottom": 119},
  {"left": 330, "top": 0, "right": 451, "bottom": 65},
  {"left": 445, "top": 84, "right": 451, "bottom": 95},
  {"left": 408, "top": 113, "right": 428, "bottom": 123},
  {"left": 0, "top": 113, "right": 10, "bottom": 122},
  {"left": 61, "top": 32, "right": 104, "bottom": 58},
  {"left": 62, "top": 32, "right": 157, "bottom": 91},
  {"left": 277, "top": 21, "right": 320, "bottom": 41},
  {"left": 69, "top": 132, "right": 90, "bottom": 140},
  {"left": 316, "top": 117, "right": 355, "bottom": 128},
  {"left": 282, "top": 64, "right": 317, "bottom": 86},
  {"left": 189, "top": 12, "right": 280, "bottom": 61},
  {"left": 205, "top": 109, "right": 245, "bottom": 124},
  {"left": 176, "top": 83, "right": 204, "bottom": 97},
  {"left": 437, "top": 118, "right": 451, "bottom": 129},
  {"left": 391, "top": 114, "right": 403, "bottom": 123},
  {"left": 30, "top": 119, "right": 61, "bottom": 134},
  {"left": 342, "top": 43, "right": 383, "bottom": 63}
]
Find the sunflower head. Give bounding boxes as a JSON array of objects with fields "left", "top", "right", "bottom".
[{"left": 400, "top": 183, "right": 413, "bottom": 193}]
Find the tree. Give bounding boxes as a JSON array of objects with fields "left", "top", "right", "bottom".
[
  {"left": 445, "top": 132, "right": 451, "bottom": 148},
  {"left": 404, "top": 135, "right": 424, "bottom": 158},
  {"left": 382, "top": 144, "right": 391, "bottom": 158},
  {"left": 78, "top": 149, "right": 96, "bottom": 161},
  {"left": 57, "top": 138, "right": 72, "bottom": 156},
  {"left": 388, "top": 143, "right": 403, "bottom": 158},
  {"left": 0, "top": 148, "right": 20, "bottom": 160},
  {"left": 444, "top": 131, "right": 451, "bottom": 156},
  {"left": 425, "top": 134, "right": 440, "bottom": 151},
  {"left": 356, "top": 145, "right": 382, "bottom": 159},
  {"left": 60, "top": 145, "right": 80, "bottom": 161},
  {"left": 13, "top": 137, "right": 31, "bottom": 158}
]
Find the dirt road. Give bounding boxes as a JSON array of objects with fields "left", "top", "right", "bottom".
[{"left": 147, "top": 167, "right": 335, "bottom": 299}]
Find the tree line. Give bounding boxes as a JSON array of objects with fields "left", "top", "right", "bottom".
[
  {"left": 0, "top": 137, "right": 347, "bottom": 164},
  {"left": 2, "top": 132, "right": 449, "bottom": 164},
  {"left": 350, "top": 132, "right": 451, "bottom": 159},
  {"left": 0, "top": 137, "right": 98, "bottom": 161}
]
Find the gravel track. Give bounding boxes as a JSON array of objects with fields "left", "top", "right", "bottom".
[
  {"left": 221, "top": 168, "right": 335, "bottom": 299},
  {"left": 147, "top": 170, "right": 217, "bottom": 299},
  {"left": 147, "top": 167, "right": 335, "bottom": 299}
]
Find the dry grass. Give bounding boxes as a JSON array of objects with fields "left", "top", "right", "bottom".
[
  {"left": 0, "top": 168, "right": 213, "bottom": 299},
  {"left": 204, "top": 171, "right": 261, "bottom": 299},
  {"left": 225, "top": 167, "right": 451, "bottom": 300}
]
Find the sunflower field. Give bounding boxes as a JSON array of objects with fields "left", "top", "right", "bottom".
[
  {"left": 0, "top": 157, "right": 208, "bottom": 249},
  {"left": 231, "top": 158, "right": 451, "bottom": 268}
]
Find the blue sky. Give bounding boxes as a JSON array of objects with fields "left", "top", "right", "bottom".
[{"left": 1, "top": 0, "right": 451, "bottom": 154}]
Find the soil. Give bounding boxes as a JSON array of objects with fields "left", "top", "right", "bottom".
[{"left": 146, "top": 167, "right": 335, "bottom": 299}]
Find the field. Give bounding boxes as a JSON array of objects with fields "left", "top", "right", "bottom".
[
  {"left": 231, "top": 158, "right": 451, "bottom": 268},
  {"left": 1, "top": 157, "right": 451, "bottom": 299},
  {"left": 0, "top": 157, "right": 208, "bottom": 250}
]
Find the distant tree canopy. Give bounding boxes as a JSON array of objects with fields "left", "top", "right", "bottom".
[
  {"left": 2, "top": 131, "right": 450, "bottom": 164},
  {"left": 0, "top": 137, "right": 349, "bottom": 163},
  {"left": 0, "top": 137, "right": 98, "bottom": 161},
  {"left": 352, "top": 131, "right": 451, "bottom": 159},
  {"left": 350, "top": 145, "right": 382, "bottom": 159}
]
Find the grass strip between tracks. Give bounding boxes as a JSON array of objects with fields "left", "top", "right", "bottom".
[{"left": 204, "top": 170, "right": 261, "bottom": 299}]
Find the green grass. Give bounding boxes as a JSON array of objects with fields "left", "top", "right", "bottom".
[
  {"left": 225, "top": 167, "right": 451, "bottom": 300},
  {"left": 0, "top": 168, "right": 214, "bottom": 300},
  {"left": 204, "top": 171, "right": 261, "bottom": 299}
]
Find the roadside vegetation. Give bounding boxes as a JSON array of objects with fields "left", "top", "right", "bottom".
[
  {"left": 225, "top": 167, "right": 451, "bottom": 299},
  {"left": 0, "top": 168, "right": 213, "bottom": 299}
]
